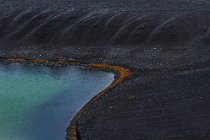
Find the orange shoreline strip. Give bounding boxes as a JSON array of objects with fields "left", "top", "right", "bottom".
[
  {"left": 0, "top": 57, "right": 132, "bottom": 140},
  {"left": 71, "top": 63, "right": 132, "bottom": 140}
]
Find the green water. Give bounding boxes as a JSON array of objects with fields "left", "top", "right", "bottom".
[{"left": 0, "top": 63, "right": 114, "bottom": 140}]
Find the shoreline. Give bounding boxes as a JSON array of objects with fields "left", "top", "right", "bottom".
[
  {"left": 0, "top": 57, "right": 132, "bottom": 140},
  {"left": 71, "top": 63, "right": 132, "bottom": 140},
  {"left": 1, "top": 1, "right": 210, "bottom": 138}
]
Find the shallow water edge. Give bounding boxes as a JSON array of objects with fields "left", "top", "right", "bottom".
[{"left": 0, "top": 57, "right": 132, "bottom": 140}]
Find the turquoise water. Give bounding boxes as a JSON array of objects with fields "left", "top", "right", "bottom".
[{"left": 0, "top": 63, "right": 114, "bottom": 140}]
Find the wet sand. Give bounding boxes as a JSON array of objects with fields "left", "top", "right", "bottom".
[{"left": 1, "top": 0, "right": 210, "bottom": 139}]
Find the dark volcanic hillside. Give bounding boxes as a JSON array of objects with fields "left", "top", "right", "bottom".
[
  {"left": 1, "top": 0, "right": 210, "bottom": 140},
  {"left": 0, "top": 1, "right": 210, "bottom": 50}
]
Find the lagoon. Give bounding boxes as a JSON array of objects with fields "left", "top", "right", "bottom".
[{"left": 0, "top": 63, "right": 114, "bottom": 140}]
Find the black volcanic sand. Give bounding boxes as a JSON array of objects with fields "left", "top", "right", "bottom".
[{"left": 1, "top": 0, "right": 210, "bottom": 139}]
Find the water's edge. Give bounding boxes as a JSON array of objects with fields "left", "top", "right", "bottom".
[{"left": 0, "top": 57, "right": 132, "bottom": 140}]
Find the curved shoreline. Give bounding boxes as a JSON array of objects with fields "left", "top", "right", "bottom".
[
  {"left": 70, "top": 63, "right": 132, "bottom": 140},
  {"left": 1, "top": 1, "right": 210, "bottom": 139},
  {"left": 0, "top": 57, "right": 132, "bottom": 140}
]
